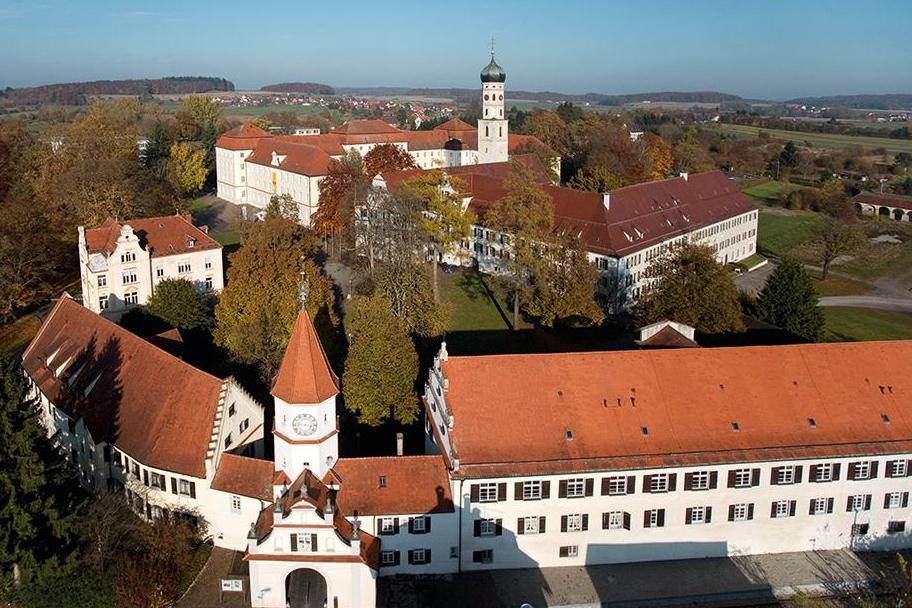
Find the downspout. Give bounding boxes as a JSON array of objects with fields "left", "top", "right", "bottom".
[{"left": 457, "top": 478, "right": 464, "bottom": 574}]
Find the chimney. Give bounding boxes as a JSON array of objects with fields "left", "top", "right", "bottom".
[
  {"left": 323, "top": 490, "right": 335, "bottom": 517},
  {"left": 680, "top": 172, "right": 689, "bottom": 181},
  {"left": 440, "top": 341, "right": 449, "bottom": 362},
  {"left": 396, "top": 432, "right": 404, "bottom": 456},
  {"left": 350, "top": 518, "right": 362, "bottom": 551},
  {"left": 601, "top": 193, "right": 610, "bottom": 211}
]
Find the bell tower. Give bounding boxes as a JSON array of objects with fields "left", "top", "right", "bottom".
[
  {"left": 478, "top": 45, "right": 509, "bottom": 164},
  {"left": 270, "top": 311, "right": 340, "bottom": 487}
]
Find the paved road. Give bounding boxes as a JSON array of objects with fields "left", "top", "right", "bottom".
[{"left": 818, "top": 296, "right": 912, "bottom": 313}]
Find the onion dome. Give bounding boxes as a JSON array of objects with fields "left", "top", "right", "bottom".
[{"left": 480, "top": 54, "right": 506, "bottom": 83}]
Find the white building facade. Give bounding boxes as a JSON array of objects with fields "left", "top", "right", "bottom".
[{"left": 78, "top": 215, "right": 224, "bottom": 316}]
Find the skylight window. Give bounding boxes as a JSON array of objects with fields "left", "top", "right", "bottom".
[
  {"left": 641, "top": 427, "right": 649, "bottom": 437},
  {"left": 731, "top": 422, "right": 740, "bottom": 432},
  {"left": 808, "top": 418, "right": 817, "bottom": 429}
]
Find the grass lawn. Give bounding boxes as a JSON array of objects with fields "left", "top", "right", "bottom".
[
  {"left": 0, "top": 314, "right": 42, "bottom": 353},
  {"left": 811, "top": 272, "right": 872, "bottom": 297},
  {"left": 756, "top": 209, "right": 827, "bottom": 259},
  {"left": 211, "top": 230, "right": 241, "bottom": 247},
  {"left": 440, "top": 269, "right": 530, "bottom": 332},
  {"left": 741, "top": 180, "right": 809, "bottom": 205},
  {"left": 825, "top": 307, "right": 912, "bottom": 342},
  {"left": 710, "top": 123, "right": 912, "bottom": 155}
]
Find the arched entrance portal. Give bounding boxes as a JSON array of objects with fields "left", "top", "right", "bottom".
[{"left": 286, "top": 568, "right": 327, "bottom": 608}]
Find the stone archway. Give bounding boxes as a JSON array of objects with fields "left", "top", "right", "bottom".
[
  {"left": 286, "top": 568, "right": 328, "bottom": 608},
  {"left": 879, "top": 206, "right": 891, "bottom": 218},
  {"left": 855, "top": 202, "right": 863, "bottom": 215},
  {"left": 894, "top": 208, "right": 905, "bottom": 221}
]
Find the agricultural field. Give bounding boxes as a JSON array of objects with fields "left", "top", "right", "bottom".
[{"left": 710, "top": 123, "right": 912, "bottom": 155}]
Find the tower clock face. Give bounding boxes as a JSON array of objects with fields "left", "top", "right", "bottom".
[{"left": 292, "top": 413, "right": 318, "bottom": 437}]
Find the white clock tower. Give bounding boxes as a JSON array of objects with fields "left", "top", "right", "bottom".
[
  {"left": 270, "top": 311, "right": 340, "bottom": 489},
  {"left": 478, "top": 50, "right": 509, "bottom": 164}
]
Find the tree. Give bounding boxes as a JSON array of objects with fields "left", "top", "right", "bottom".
[
  {"left": 642, "top": 133, "right": 674, "bottom": 180},
  {"left": 143, "top": 120, "right": 171, "bottom": 176},
  {"left": 342, "top": 294, "right": 419, "bottom": 426},
  {"left": 525, "top": 234, "right": 604, "bottom": 327},
  {"left": 778, "top": 141, "right": 801, "bottom": 169},
  {"left": 312, "top": 150, "right": 368, "bottom": 256},
  {"left": 250, "top": 117, "right": 273, "bottom": 132},
  {"left": 374, "top": 261, "right": 448, "bottom": 337},
  {"left": 0, "top": 353, "right": 86, "bottom": 577},
  {"left": 146, "top": 278, "right": 213, "bottom": 330},
  {"left": 816, "top": 219, "right": 864, "bottom": 280},
  {"left": 363, "top": 143, "right": 416, "bottom": 178},
  {"left": 569, "top": 165, "right": 626, "bottom": 192},
  {"left": 635, "top": 243, "right": 744, "bottom": 333},
  {"left": 555, "top": 102, "right": 585, "bottom": 124},
  {"left": 521, "top": 109, "right": 570, "bottom": 157},
  {"left": 215, "top": 217, "right": 336, "bottom": 381},
  {"left": 486, "top": 161, "right": 555, "bottom": 328},
  {"left": 755, "top": 258, "right": 825, "bottom": 342},
  {"left": 76, "top": 491, "right": 139, "bottom": 575},
  {"left": 174, "top": 95, "right": 222, "bottom": 142},
  {"left": 167, "top": 142, "right": 207, "bottom": 195},
  {"left": 511, "top": 139, "right": 559, "bottom": 183},
  {"left": 266, "top": 193, "right": 299, "bottom": 221},
  {"left": 401, "top": 170, "right": 474, "bottom": 303}
]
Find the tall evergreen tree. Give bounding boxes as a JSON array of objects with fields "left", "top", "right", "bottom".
[
  {"left": 755, "top": 258, "right": 825, "bottom": 342},
  {"left": 342, "top": 294, "right": 419, "bottom": 426},
  {"left": 0, "top": 353, "right": 86, "bottom": 578}
]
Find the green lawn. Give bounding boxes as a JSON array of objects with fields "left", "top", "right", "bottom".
[
  {"left": 756, "top": 209, "right": 827, "bottom": 259},
  {"left": 825, "top": 307, "right": 912, "bottom": 342},
  {"left": 811, "top": 273, "right": 872, "bottom": 297},
  {"left": 710, "top": 123, "right": 912, "bottom": 155},
  {"left": 741, "top": 180, "right": 810, "bottom": 205},
  {"left": 440, "top": 269, "right": 530, "bottom": 332},
  {"left": 0, "top": 314, "right": 42, "bottom": 353}
]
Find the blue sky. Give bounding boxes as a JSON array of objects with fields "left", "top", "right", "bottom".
[{"left": 1, "top": 0, "right": 910, "bottom": 99}]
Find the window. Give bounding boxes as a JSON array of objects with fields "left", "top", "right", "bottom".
[
  {"left": 565, "top": 514, "right": 584, "bottom": 532},
  {"left": 732, "top": 468, "right": 753, "bottom": 488},
  {"left": 886, "top": 492, "right": 908, "bottom": 509},
  {"left": 124, "top": 292, "right": 139, "bottom": 305},
  {"left": 411, "top": 516, "right": 426, "bottom": 533},
  {"left": 730, "top": 503, "right": 752, "bottom": 522},
  {"left": 449, "top": 546, "right": 458, "bottom": 559},
  {"left": 605, "top": 476, "right": 629, "bottom": 496},
  {"left": 522, "top": 517, "right": 540, "bottom": 534},
  {"left": 852, "top": 523, "right": 870, "bottom": 536},
  {"left": 179, "top": 479, "right": 192, "bottom": 496},
  {"left": 121, "top": 251, "right": 136, "bottom": 263},
  {"left": 889, "top": 460, "right": 909, "bottom": 478},
  {"left": 155, "top": 266, "right": 164, "bottom": 278},
  {"left": 686, "top": 506, "right": 711, "bottom": 524},
  {"left": 605, "top": 511, "right": 625, "bottom": 530},
  {"left": 522, "top": 480, "right": 542, "bottom": 500},
  {"left": 379, "top": 517, "right": 398, "bottom": 535},
  {"left": 848, "top": 494, "right": 871, "bottom": 512},
  {"left": 853, "top": 461, "right": 872, "bottom": 480},
  {"left": 122, "top": 271, "right": 138, "bottom": 285},
  {"left": 205, "top": 258, "right": 213, "bottom": 270},
  {"left": 479, "top": 519, "right": 498, "bottom": 537},
  {"left": 772, "top": 500, "right": 796, "bottom": 518},
  {"left": 472, "top": 550, "right": 493, "bottom": 564},
  {"left": 888, "top": 521, "right": 906, "bottom": 534},
  {"left": 776, "top": 466, "right": 796, "bottom": 485},
  {"left": 205, "top": 277, "right": 213, "bottom": 290},
  {"left": 649, "top": 474, "right": 670, "bottom": 493},
  {"left": 565, "top": 478, "right": 586, "bottom": 498},
  {"left": 178, "top": 262, "right": 191, "bottom": 274},
  {"left": 410, "top": 549, "right": 428, "bottom": 564},
  {"left": 381, "top": 551, "right": 397, "bottom": 566},
  {"left": 98, "top": 296, "right": 108, "bottom": 310},
  {"left": 690, "top": 471, "right": 710, "bottom": 490},
  {"left": 644, "top": 509, "right": 665, "bottom": 528},
  {"left": 295, "top": 533, "right": 315, "bottom": 552},
  {"left": 477, "top": 483, "right": 499, "bottom": 503},
  {"left": 810, "top": 497, "right": 833, "bottom": 515},
  {"left": 149, "top": 472, "right": 165, "bottom": 490},
  {"left": 559, "top": 545, "right": 579, "bottom": 558},
  {"left": 813, "top": 463, "right": 836, "bottom": 482},
  {"left": 238, "top": 418, "right": 249, "bottom": 433},
  {"left": 97, "top": 275, "right": 107, "bottom": 288}
]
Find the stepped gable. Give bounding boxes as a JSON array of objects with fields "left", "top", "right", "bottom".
[
  {"left": 84, "top": 215, "right": 220, "bottom": 258},
  {"left": 271, "top": 311, "right": 339, "bottom": 403},
  {"left": 216, "top": 123, "right": 271, "bottom": 150},
  {"left": 325, "top": 455, "right": 454, "bottom": 516},
  {"left": 437, "top": 340, "right": 912, "bottom": 478},
  {"left": 22, "top": 296, "right": 223, "bottom": 477}
]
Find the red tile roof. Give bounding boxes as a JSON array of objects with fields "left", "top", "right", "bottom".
[
  {"left": 852, "top": 191, "right": 912, "bottom": 211},
  {"left": 331, "top": 119, "right": 403, "bottom": 136},
  {"left": 84, "top": 215, "right": 221, "bottom": 259},
  {"left": 325, "top": 455, "right": 454, "bottom": 516},
  {"left": 439, "top": 340, "right": 912, "bottom": 478},
  {"left": 211, "top": 453, "right": 274, "bottom": 500},
  {"left": 216, "top": 123, "right": 271, "bottom": 150},
  {"left": 271, "top": 311, "right": 339, "bottom": 403},
  {"left": 22, "top": 296, "right": 225, "bottom": 477},
  {"left": 433, "top": 118, "right": 475, "bottom": 132},
  {"left": 244, "top": 139, "right": 334, "bottom": 177}
]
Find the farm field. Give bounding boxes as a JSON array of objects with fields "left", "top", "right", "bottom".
[{"left": 710, "top": 123, "right": 912, "bottom": 155}]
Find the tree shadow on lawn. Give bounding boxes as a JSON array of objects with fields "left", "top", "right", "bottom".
[{"left": 454, "top": 268, "right": 514, "bottom": 331}]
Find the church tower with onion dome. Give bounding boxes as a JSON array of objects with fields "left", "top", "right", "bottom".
[{"left": 477, "top": 48, "right": 509, "bottom": 164}]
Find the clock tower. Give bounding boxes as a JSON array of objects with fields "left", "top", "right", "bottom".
[
  {"left": 270, "top": 311, "right": 340, "bottom": 487},
  {"left": 478, "top": 49, "right": 509, "bottom": 164}
]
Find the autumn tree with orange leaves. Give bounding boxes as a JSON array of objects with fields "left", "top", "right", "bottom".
[{"left": 364, "top": 143, "right": 416, "bottom": 178}]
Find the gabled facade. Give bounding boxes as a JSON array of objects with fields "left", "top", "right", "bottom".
[{"left": 78, "top": 215, "right": 224, "bottom": 316}]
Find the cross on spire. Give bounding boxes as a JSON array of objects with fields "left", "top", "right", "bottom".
[{"left": 490, "top": 35, "right": 495, "bottom": 58}]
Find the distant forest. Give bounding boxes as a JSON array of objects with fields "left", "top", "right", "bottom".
[
  {"left": 0, "top": 76, "right": 235, "bottom": 107},
  {"left": 259, "top": 82, "right": 335, "bottom": 95},
  {"left": 786, "top": 94, "right": 912, "bottom": 111}
]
